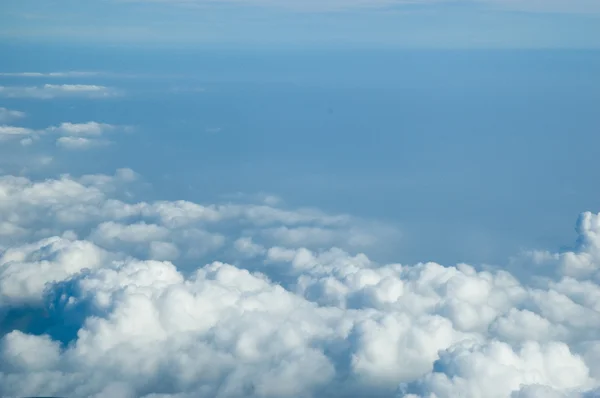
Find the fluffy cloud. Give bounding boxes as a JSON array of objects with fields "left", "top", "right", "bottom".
[
  {"left": 0, "top": 170, "right": 384, "bottom": 265},
  {"left": 0, "top": 84, "right": 117, "bottom": 99},
  {"left": 1, "top": 166, "right": 600, "bottom": 398},
  {"left": 0, "top": 236, "right": 110, "bottom": 307},
  {"left": 400, "top": 340, "right": 595, "bottom": 397}
]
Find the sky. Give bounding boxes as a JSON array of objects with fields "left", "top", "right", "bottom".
[
  {"left": 1, "top": 0, "right": 600, "bottom": 48},
  {"left": 2, "top": 1, "right": 600, "bottom": 398}
]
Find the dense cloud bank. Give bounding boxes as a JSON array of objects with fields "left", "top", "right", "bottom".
[{"left": 1, "top": 169, "right": 600, "bottom": 398}]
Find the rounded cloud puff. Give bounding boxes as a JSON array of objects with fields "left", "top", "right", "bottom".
[{"left": 1, "top": 170, "right": 600, "bottom": 398}]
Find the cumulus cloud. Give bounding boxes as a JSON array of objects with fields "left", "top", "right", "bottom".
[
  {"left": 400, "top": 339, "right": 595, "bottom": 397},
  {"left": 0, "top": 84, "right": 118, "bottom": 99},
  {"left": 0, "top": 170, "right": 383, "bottom": 265},
  {"left": 0, "top": 236, "right": 110, "bottom": 307},
  {"left": 0, "top": 107, "right": 25, "bottom": 123},
  {"left": 1, "top": 165, "right": 600, "bottom": 398}
]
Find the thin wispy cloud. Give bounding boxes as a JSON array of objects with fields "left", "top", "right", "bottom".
[
  {"left": 1, "top": 0, "right": 598, "bottom": 47},
  {"left": 118, "top": 0, "right": 600, "bottom": 13},
  {"left": 0, "top": 71, "right": 102, "bottom": 78},
  {"left": 0, "top": 71, "right": 161, "bottom": 79},
  {"left": 205, "top": 127, "right": 222, "bottom": 134},
  {"left": 19, "top": 138, "right": 34, "bottom": 147},
  {"left": 56, "top": 136, "right": 111, "bottom": 150},
  {"left": 0, "top": 84, "right": 118, "bottom": 99},
  {"left": 46, "top": 121, "right": 119, "bottom": 136},
  {"left": 0, "top": 126, "right": 37, "bottom": 141},
  {"left": 0, "top": 108, "right": 26, "bottom": 123}
]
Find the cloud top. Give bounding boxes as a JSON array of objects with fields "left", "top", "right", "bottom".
[{"left": 1, "top": 167, "right": 600, "bottom": 397}]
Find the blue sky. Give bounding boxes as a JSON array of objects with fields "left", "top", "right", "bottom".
[
  {"left": 1, "top": 0, "right": 599, "bottom": 265},
  {"left": 2, "top": 1, "right": 600, "bottom": 398},
  {"left": 2, "top": 0, "right": 600, "bottom": 48},
  {"left": 2, "top": 45, "right": 600, "bottom": 265}
]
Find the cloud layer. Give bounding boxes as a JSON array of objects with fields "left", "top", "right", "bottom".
[
  {"left": 1, "top": 165, "right": 600, "bottom": 397},
  {"left": 1, "top": 74, "right": 600, "bottom": 398}
]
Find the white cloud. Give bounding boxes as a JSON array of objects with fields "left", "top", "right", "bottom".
[
  {"left": 0, "top": 126, "right": 37, "bottom": 141},
  {"left": 1, "top": 167, "right": 600, "bottom": 397},
  {"left": 0, "top": 120, "right": 124, "bottom": 150},
  {"left": 49, "top": 122, "right": 129, "bottom": 149},
  {"left": 0, "top": 121, "right": 125, "bottom": 149},
  {"left": 1, "top": 98, "right": 600, "bottom": 396},
  {"left": 0, "top": 170, "right": 382, "bottom": 266},
  {"left": 56, "top": 136, "right": 110, "bottom": 150},
  {"left": 0, "top": 236, "right": 110, "bottom": 306},
  {"left": 220, "top": 192, "right": 283, "bottom": 206},
  {"left": 0, "top": 71, "right": 102, "bottom": 78},
  {"left": 234, "top": 237, "right": 266, "bottom": 258},
  {"left": 0, "top": 108, "right": 25, "bottom": 123},
  {"left": 149, "top": 240, "right": 180, "bottom": 261},
  {"left": 259, "top": 225, "right": 381, "bottom": 250},
  {"left": 400, "top": 340, "right": 595, "bottom": 397},
  {"left": 119, "top": 0, "right": 600, "bottom": 13},
  {"left": 19, "top": 137, "right": 33, "bottom": 146},
  {"left": 48, "top": 121, "right": 117, "bottom": 136},
  {"left": 0, "top": 71, "right": 164, "bottom": 80},
  {"left": 0, "top": 84, "right": 118, "bottom": 99},
  {"left": 90, "top": 221, "right": 171, "bottom": 244}
]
